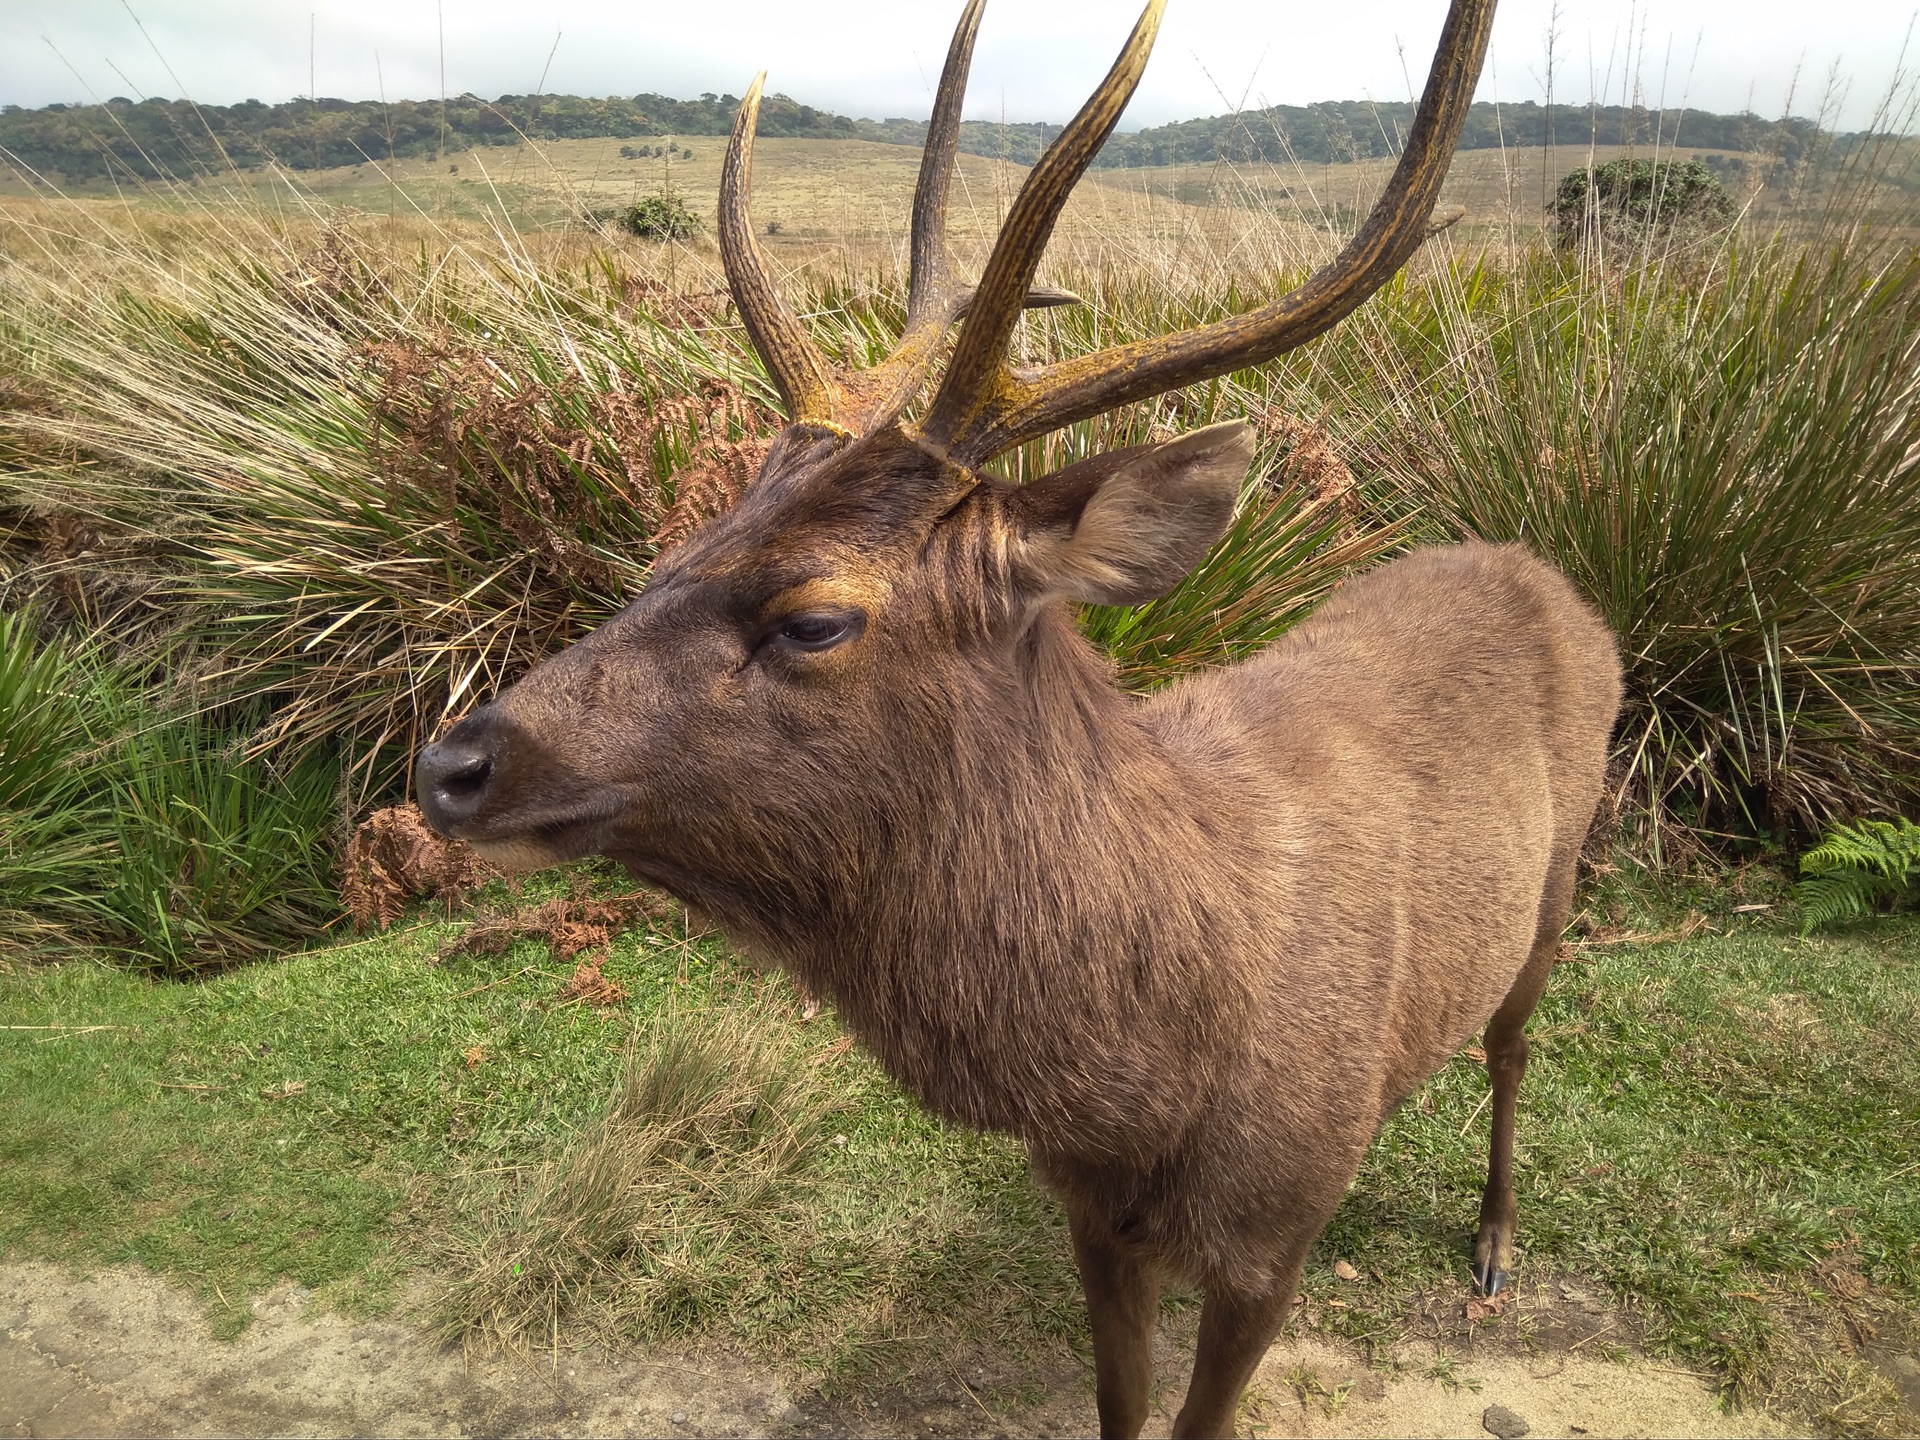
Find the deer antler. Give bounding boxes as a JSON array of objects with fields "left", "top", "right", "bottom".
[
  {"left": 916, "top": 0, "right": 1497, "bottom": 463},
  {"left": 719, "top": 0, "right": 1078, "bottom": 437}
]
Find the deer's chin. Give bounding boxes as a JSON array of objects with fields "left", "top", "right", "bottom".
[{"left": 462, "top": 835, "right": 568, "bottom": 876}]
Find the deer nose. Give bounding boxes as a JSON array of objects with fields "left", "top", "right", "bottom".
[{"left": 415, "top": 733, "right": 497, "bottom": 834}]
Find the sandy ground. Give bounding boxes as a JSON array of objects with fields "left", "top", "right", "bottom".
[{"left": 0, "top": 1259, "right": 1822, "bottom": 1439}]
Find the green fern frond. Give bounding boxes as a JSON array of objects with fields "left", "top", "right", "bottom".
[{"left": 1796, "top": 817, "right": 1920, "bottom": 934}]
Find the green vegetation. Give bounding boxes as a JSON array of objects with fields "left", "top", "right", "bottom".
[
  {"left": 607, "top": 194, "right": 703, "bottom": 241},
  {"left": 0, "top": 881, "right": 1080, "bottom": 1370},
  {"left": 0, "top": 91, "right": 852, "bottom": 182},
  {"left": 1322, "top": 242, "right": 1920, "bottom": 848},
  {"left": 4, "top": 205, "right": 1915, "bottom": 865},
  {"left": 0, "top": 614, "right": 338, "bottom": 970},
  {"left": 2, "top": 92, "right": 1896, "bottom": 188},
  {"left": 1799, "top": 818, "right": 1920, "bottom": 932},
  {"left": 860, "top": 100, "right": 1873, "bottom": 174},
  {"left": 1550, "top": 157, "right": 1736, "bottom": 248}
]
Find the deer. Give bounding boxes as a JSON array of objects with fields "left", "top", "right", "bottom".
[{"left": 415, "top": 0, "right": 1622, "bottom": 1433}]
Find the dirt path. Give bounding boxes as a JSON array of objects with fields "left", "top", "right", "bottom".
[{"left": 2, "top": 1260, "right": 1800, "bottom": 1438}]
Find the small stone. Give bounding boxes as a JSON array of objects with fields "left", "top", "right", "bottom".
[
  {"left": 1332, "top": 1259, "right": 1361, "bottom": 1282},
  {"left": 672, "top": 1412, "right": 689, "bottom": 1426},
  {"left": 1483, "top": 1403, "right": 1530, "bottom": 1438}
]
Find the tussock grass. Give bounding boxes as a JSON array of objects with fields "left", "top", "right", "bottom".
[
  {"left": 444, "top": 1002, "right": 844, "bottom": 1353},
  {"left": 1, "top": 210, "right": 770, "bottom": 796},
  {"left": 0, "top": 610, "right": 339, "bottom": 969},
  {"left": 1330, "top": 239, "right": 1920, "bottom": 847}
]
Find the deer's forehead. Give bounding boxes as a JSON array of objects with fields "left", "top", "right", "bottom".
[{"left": 649, "top": 522, "right": 906, "bottom": 620}]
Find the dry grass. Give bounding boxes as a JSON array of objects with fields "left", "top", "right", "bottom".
[{"left": 439, "top": 1000, "right": 848, "bottom": 1356}]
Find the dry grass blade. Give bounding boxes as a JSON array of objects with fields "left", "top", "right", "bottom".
[{"left": 441, "top": 1004, "right": 844, "bottom": 1353}]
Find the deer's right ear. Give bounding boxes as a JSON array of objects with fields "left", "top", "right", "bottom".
[{"left": 1007, "top": 422, "right": 1253, "bottom": 608}]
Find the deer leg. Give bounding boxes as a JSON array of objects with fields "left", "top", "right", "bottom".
[
  {"left": 1068, "top": 1207, "right": 1162, "bottom": 1440},
  {"left": 1472, "top": 848, "right": 1577, "bottom": 1297},
  {"left": 1170, "top": 1249, "right": 1308, "bottom": 1440}
]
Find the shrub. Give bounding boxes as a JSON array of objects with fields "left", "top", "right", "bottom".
[
  {"left": 1329, "top": 243, "right": 1920, "bottom": 851},
  {"left": 1551, "top": 158, "right": 1735, "bottom": 251},
  {"left": 613, "top": 195, "right": 701, "bottom": 241},
  {"left": 1796, "top": 817, "right": 1920, "bottom": 933}
]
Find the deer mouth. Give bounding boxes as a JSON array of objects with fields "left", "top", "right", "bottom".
[{"left": 453, "top": 805, "right": 626, "bottom": 874}]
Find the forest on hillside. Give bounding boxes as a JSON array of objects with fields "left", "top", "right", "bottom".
[
  {"left": 0, "top": 90, "right": 1873, "bottom": 186},
  {"left": 0, "top": 92, "right": 852, "bottom": 182}
]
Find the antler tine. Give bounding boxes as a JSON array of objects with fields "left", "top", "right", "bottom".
[
  {"left": 908, "top": 0, "right": 989, "bottom": 323},
  {"left": 917, "top": 0, "right": 1166, "bottom": 453},
  {"left": 934, "top": 0, "right": 1497, "bottom": 462},
  {"left": 719, "top": 73, "right": 839, "bottom": 424}
]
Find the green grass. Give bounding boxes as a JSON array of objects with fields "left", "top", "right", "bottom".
[
  {"left": 0, "top": 873, "right": 1077, "bottom": 1365},
  {"left": 1320, "top": 897, "right": 1920, "bottom": 1401},
  {"left": 4, "top": 874, "right": 1915, "bottom": 1406}
]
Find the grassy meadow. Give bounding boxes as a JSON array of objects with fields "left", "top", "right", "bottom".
[{"left": 2, "top": 112, "right": 1919, "bottom": 1435}]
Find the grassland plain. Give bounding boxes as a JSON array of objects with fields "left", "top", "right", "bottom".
[
  {"left": 17, "top": 132, "right": 1911, "bottom": 272},
  {"left": 3, "top": 113, "right": 1919, "bottom": 1434}
]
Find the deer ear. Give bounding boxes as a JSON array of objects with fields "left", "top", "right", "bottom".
[{"left": 1009, "top": 422, "right": 1253, "bottom": 607}]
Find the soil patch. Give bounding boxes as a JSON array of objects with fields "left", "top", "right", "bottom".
[
  {"left": 2, "top": 1261, "right": 789, "bottom": 1438},
  {"left": 0, "top": 1260, "right": 1819, "bottom": 1438}
]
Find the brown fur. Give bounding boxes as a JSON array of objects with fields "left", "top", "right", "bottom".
[
  {"left": 417, "top": 419, "right": 1620, "bottom": 1436},
  {"left": 415, "top": 8, "right": 1586, "bottom": 1431}
]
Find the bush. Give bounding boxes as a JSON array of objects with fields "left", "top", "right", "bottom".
[
  {"left": 612, "top": 195, "right": 701, "bottom": 241},
  {"left": 1551, "top": 158, "right": 1735, "bottom": 251},
  {"left": 1328, "top": 242, "right": 1920, "bottom": 851}
]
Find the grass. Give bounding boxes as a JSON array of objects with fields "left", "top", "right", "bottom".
[
  {"left": 1318, "top": 881, "right": 1920, "bottom": 1408},
  {"left": 1323, "top": 239, "right": 1920, "bottom": 846},
  {"left": 0, "top": 614, "right": 341, "bottom": 969},
  {"left": 0, "top": 870, "right": 1080, "bottom": 1374},
  {"left": 4, "top": 869, "right": 1916, "bottom": 1423}
]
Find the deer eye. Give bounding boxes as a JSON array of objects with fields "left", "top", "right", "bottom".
[{"left": 775, "top": 611, "right": 863, "bottom": 652}]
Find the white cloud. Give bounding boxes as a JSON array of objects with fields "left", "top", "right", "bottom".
[{"left": 3, "top": 0, "right": 1913, "bottom": 132}]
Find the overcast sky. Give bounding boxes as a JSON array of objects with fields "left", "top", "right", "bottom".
[{"left": 3, "top": 0, "right": 1914, "bottom": 133}]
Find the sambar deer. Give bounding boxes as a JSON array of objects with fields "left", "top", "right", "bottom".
[{"left": 417, "top": 0, "right": 1622, "bottom": 1431}]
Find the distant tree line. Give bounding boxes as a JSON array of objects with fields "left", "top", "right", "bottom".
[
  {"left": 0, "top": 91, "right": 1871, "bottom": 186},
  {"left": 0, "top": 91, "right": 851, "bottom": 182},
  {"left": 854, "top": 101, "right": 1848, "bottom": 171}
]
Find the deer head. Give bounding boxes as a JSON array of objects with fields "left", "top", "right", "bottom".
[{"left": 415, "top": 0, "right": 1494, "bottom": 940}]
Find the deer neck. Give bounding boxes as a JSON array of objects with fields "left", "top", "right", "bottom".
[{"left": 799, "top": 609, "right": 1256, "bottom": 1159}]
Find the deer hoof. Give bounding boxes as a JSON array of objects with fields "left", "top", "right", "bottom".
[{"left": 1471, "top": 1261, "right": 1509, "bottom": 1297}]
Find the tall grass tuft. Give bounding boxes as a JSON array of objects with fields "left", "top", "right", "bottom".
[
  {"left": 1334, "top": 241, "right": 1920, "bottom": 849},
  {"left": 0, "top": 609, "right": 340, "bottom": 969},
  {"left": 94, "top": 709, "right": 342, "bottom": 970},
  {"left": 444, "top": 1004, "right": 843, "bottom": 1352},
  {"left": 3, "top": 215, "right": 771, "bottom": 797},
  {"left": 0, "top": 610, "right": 110, "bottom": 953}
]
